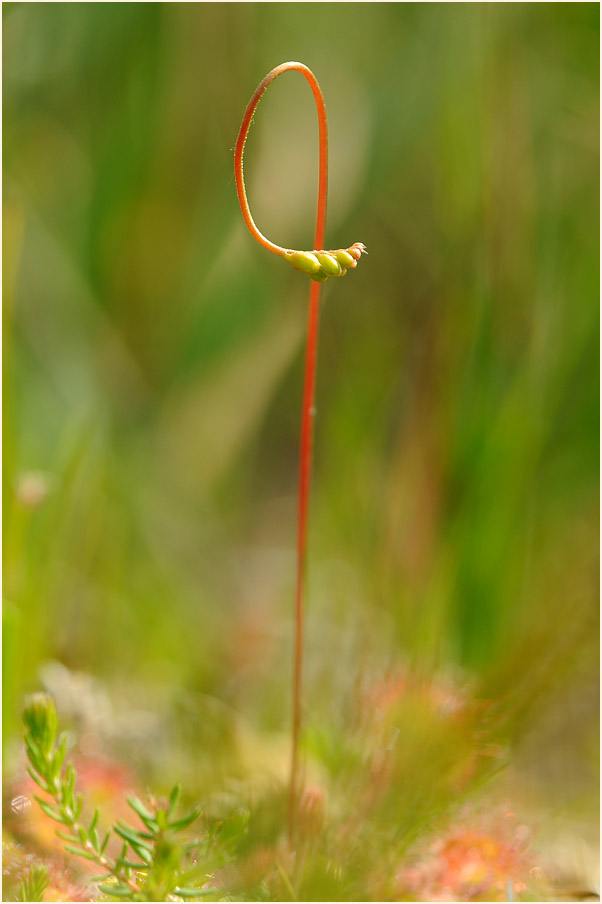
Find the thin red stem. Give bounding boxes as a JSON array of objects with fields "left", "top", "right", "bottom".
[
  {"left": 290, "top": 278, "right": 322, "bottom": 844},
  {"left": 234, "top": 62, "right": 328, "bottom": 849}
]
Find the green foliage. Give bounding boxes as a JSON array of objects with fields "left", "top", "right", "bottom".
[
  {"left": 3, "top": 2, "right": 597, "bottom": 735},
  {"left": 15, "top": 864, "right": 49, "bottom": 903},
  {"left": 22, "top": 694, "right": 231, "bottom": 902}
]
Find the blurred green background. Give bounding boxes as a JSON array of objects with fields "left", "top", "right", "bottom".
[{"left": 3, "top": 0, "right": 599, "bottom": 876}]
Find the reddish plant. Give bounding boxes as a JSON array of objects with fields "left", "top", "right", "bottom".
[
  {"left": 234, "top": 61, "right": 366, "bottom": 846},
  {"left": 396, "top": 808, "right": 537, "bottom": 902}
]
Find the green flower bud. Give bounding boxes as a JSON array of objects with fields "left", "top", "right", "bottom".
[
  {"left": 309, "top": 270, "right": 329, "bottom": 282},
  {"left": 289, "top": 251, "right": 321, "bottom": 275},
  {"left": 315, "top": 252, "right": 342, "bottom": 277},
  {"left": 23, "top": 693, "right": 58, "bottom": 757},
  {"left": 336, "top": 250, "right": 355, "bottom": 269}
]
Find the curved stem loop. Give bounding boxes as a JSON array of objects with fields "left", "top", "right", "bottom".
[
  {"left": 235, "top": 62, "right": 329, "bottom": 850},
  {"left": 234, "top": 61, "right": 328, "bottom": 258}
]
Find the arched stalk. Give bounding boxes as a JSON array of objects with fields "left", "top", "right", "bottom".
[{"left": 234, "top": 61, "right": 365, "bottom": 848}]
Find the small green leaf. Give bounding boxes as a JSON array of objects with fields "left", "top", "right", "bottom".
[
  {"left": 127, "top": 796, "right": 159, "bottom": 831},
  {"left": 114, "top": 825, "right": 153, "bottom": 863},
  {"left": 35, "top": 796, "right": 69, "bottom": 825},
  {"left": 24, "top": 733, "right": 42, "bottom": 759},
  {"left": 100, "top": 830, "right": 111, "bottom": 854},
  {"left": 64, "top": 763, "right": 76, "bottom": 805},
  {"left": 52, "top": 734, "right": 68, "bottom": 775},
  {"left": 168, "top": 784, "right": 181, "bottom": 818},
  {"left": 174, "top": 888, "right": 217, "bottom": 899},
  {"left": 25, "top": 739, "right": 47, "bottom": 778},
  {"left": 168, "top": 809, "right": 201, "bottom": 832},
  {"left": 114, "top": 824, "right": 153, "bottom": 853},
  {"left": 63, "top": 843, "right": 98, "bottom": 862},
  {"left": 56, "top": 828, "right": 80, "bottom": 843},
  {"left": 127, "top": 795, "right": 154, "bottom": 820},
  {"left": 117, "top": 857, "right": 149, "bottom": 871},
  {"left": 88, "top": 808, "right": 99, "bottom": 834},
  {"left": 134, "top": 845, "right": 152, "bottom": 865},
  {"left": 26, "top": 765, "right": 51, "bottom": 794},
  {"left": 116, "top": 819, "right": 154, "bottom": 839},
  {"left": 98, "top": 883, "right": 134, "bottom": 897}
]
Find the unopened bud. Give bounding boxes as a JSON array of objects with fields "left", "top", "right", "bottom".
[
  {"left": 288, "top": 243, "right": 366, "bottom": 281},
  {"left": 289, "top": 251, "right": 321, "bottom": 275},
  {"left": 348, "top": 242, "right": 367, "bottom": 260},
  {"left": 336, "top": 250, "right": 355, "bottom": 270},
  {"left": 315, "top": 252, "right": 342, "bottom": 277}
]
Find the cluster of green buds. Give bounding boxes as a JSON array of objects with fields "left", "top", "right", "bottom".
[{"left": 287, "top": 242, "right": 367, "bottom": 282}]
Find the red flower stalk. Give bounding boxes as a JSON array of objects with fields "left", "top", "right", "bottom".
[{"left": 234, "top": 61, "right": 365, "bottom": 848}]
